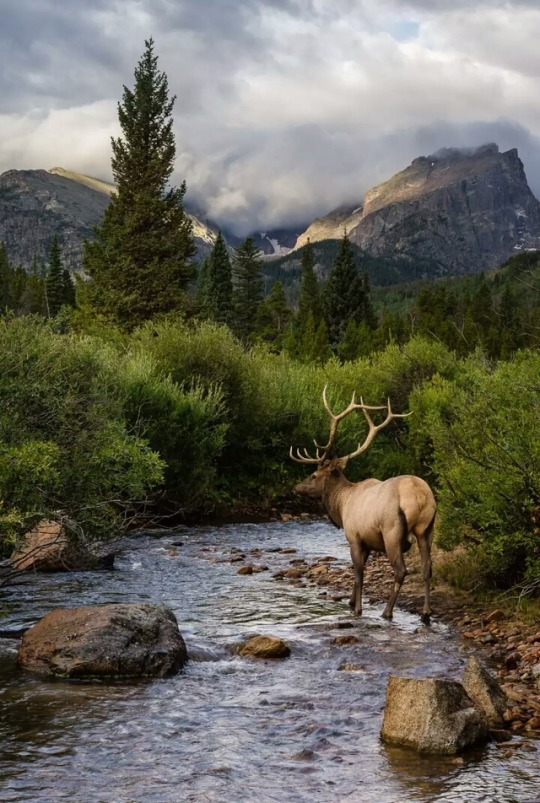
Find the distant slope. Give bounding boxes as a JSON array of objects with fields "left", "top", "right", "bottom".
[{"left": 0, "top": 167, "right": 218, "bottom": 270}]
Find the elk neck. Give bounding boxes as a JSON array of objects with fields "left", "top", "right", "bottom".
[{"left": 321, "top": 470, "right": 354, "bottom": 530}]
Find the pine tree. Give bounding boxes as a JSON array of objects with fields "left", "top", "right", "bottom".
[
  {"left": 231, "top": 236, "right": 264, "bottom": 343},
  {"left": 62, "top": 269, "right": 76, "bottom": 308},
  {"left": 45, "top": 236, "right": 65, "bottom": 317},
  {"left": 83, "top": 39, "right": 196, "bottom": 328},
  {"left": 297, "top": 239, "right": 321, "bottom": 325},
  {"left": 206, "top": 231, "right": 233, "bottom": 325},
  {"left": 255, "top": 281, "right": 292, "bottom": 350},
  {"left": 322, "top": 232, "right": 364, "bottom": 348},
  {"left": 0, "top": 242, "right": 12, "bottom": 311}
]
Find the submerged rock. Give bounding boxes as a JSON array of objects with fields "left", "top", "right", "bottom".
[
  {"left": 17, "top": 603, "right": 187, "bottom": 679},
  {"left": 237, "top": 635, "right": 291, "bottom": 659},
  {"left": 381, "top": 676, "right": 488, "bottom": 754}
]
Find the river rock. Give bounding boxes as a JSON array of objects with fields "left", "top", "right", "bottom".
[
  {"left": 381, "top": 676, "right": 489, "bottom": 754},
  {"left": 17, "top": 603, "right": 187, "bottom": 679},
  {"left": 237, "top": 635, "right": 291, "bottom": 659},
  {"left": 9, "top": 520, "right": 114, "bottom": 572},
  {"left": 462, "top": 656, "right": 508, "bottom": 727}
]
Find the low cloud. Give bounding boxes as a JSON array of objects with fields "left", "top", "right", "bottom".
[{"left": 2, "top": 0, "right": 540, "bottom": 234}]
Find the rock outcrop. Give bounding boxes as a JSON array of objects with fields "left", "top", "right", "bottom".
[
  {"left": 381, "top": 676, "right": 489, "bottom": 754},
  {"left": 17, "top": 603, "right": 187, "bottom": 679},
  {"left": 295, "top": 144, "right": 540, "bottom": 275},
  {"left": 0, "top": 167, "right": 218, "bottom": 270}
]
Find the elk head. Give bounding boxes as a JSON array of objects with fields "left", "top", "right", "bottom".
[{"left": 290, "top": 386, "right": 411, "bottom": 499}]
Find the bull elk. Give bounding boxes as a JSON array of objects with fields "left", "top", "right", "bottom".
[{"left": 290, "top": 387, "right": 436, "bottom": 624}]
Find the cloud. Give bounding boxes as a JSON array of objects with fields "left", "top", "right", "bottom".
[{"left": 2, "top": 0, "right": 540, "bottom": 234}]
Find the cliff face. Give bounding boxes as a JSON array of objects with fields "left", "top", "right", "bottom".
[
  {"left": 295, "top": 144, "right": 540, "bottom": 275},
  {"left": 0, "top": 168, "right": 218, "bottom": 269},
  {"left": 0, "top": 169, "right": 110, "bottom": 269}
]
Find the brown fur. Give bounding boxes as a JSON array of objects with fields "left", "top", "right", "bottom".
[{"left": 295, "top": 458, "right": 436, "bottom": 622}]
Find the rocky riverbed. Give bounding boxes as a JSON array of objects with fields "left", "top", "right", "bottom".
[{"left": 206, "top": 516, "right": 540, "bottom": 743}]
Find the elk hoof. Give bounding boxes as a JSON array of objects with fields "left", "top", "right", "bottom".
[
  {"left": 420, "top": 612, "right": 431, "bottom": 626},
  {"left": 382, "top": 610, "right": 393, "bottom": 620}
]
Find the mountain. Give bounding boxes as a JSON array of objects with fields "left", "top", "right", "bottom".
[
  {"left": 0, "top": 167, "right": 218, "bottom": 270},
  {"left": 294, "top": 144, "right": 540, "bottom": 275}
]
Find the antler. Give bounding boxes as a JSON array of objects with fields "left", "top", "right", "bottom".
[{"left": 289, "top": 385, "right": 412, "bottom": 465}]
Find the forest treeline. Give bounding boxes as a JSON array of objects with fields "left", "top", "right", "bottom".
[{"left": 0, "top": 39, "right": 539, "bottom": 596}]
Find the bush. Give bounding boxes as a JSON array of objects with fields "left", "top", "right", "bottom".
[
  {"left": 417, "top": 350, "right": 540, "bottom": 588},
  {"left": 120, "top": 349, "right": 227, "bottom": 514},
  {"left": 0, "top": 317, "right": 163, "bottom": 554}
]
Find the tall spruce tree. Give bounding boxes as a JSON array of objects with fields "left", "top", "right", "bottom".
[
  {"left": 83, "top": 39, "right": 195, "bottom": 328},
  {"left": 255, "top": 280, "right": 292, "bottom": 350},
  {"left": 231, "top": 236, "right": 264, "bottom": 343},
  {"left": 206, "top": 231, "right": 233, "bottom": 324},
  {"left": 297, "top": 239, "right": 321, "bottom": 324},
  {"left": 45, "top": 236, "right": 65, "bottom": 317},
  {"left": 0, "top": 242, "right": 12, "bottom": 311},
  {"left": 322, "top": 232, "right": 364, "bottom": 348}
]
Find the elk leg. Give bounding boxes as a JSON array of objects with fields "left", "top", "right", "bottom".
[
  {"left": 383, "top": 546, "right": 408, "bottom": 620},
  {"left": 416, "top": 532, "right": 432, "bottom": 625},
  {"left": 349, "top": 542, "right": 370, "bottom": 616}
]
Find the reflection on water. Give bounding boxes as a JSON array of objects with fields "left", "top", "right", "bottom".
[{"left": 0, "top": 521, "right": 538, "bottom": 803}]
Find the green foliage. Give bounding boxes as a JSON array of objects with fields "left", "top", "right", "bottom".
[
  {"left": 231, "top": 236, "right": 264, "bottom": 344},
  {"left": 83, "top": 38, "right": 196, "bottom": 328},
  {"left": 204, "top": 231, "right": 233, "bottom": 325},
  {"left": 255, "top": 281, "right": 292, "bottom": 350},
  {"left": 45, "top": 236, "right": 70, "bottom": 317},
  {"left": 0, "top": 317, "right": 164, "bottom": 553},
  {"left": 0, "top": 242, "right": 11, "bottom": 310},
  {"left": 322, "top": 233, "right": 365, "bottom": 347},
  {"left": 120, "top": 348, "right": 227, "bottom": 513},
  {"left": 412, "top": 351, "right": 540, "bottom": 588}
]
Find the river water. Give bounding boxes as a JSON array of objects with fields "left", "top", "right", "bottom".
[{"left": 0, "top": 520, "right": 539, "bottom": 803}]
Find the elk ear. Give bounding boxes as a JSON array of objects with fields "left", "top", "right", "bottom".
[{"left": 336, "top": 456, "right": 349, "bottom": 471}]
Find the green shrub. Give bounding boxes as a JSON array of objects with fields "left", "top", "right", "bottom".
[
  {"left": 418, "top": 350, "right": 540, "bottom": 588},
  {"left": 0, "top": 317, "right": 163, "bottom": 554},
  {"left": 120, "top": 349, "right": 227, "bottom": 514}
]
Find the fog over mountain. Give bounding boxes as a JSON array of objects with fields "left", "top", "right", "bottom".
[{"left": 3, "top": 1, "right": 540, "bottom": 234}]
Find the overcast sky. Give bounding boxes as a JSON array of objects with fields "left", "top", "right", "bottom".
[{"left": 2, "top": 0, "right": 540, "bottom": 234}]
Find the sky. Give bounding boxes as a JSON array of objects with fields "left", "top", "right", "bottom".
[{"left": 2, "top": 0, "right": 540, "bottom": 235}]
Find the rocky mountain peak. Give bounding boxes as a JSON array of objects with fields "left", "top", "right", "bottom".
[{"left": 293, "top": 144, "right": 540, "bottom": 275}]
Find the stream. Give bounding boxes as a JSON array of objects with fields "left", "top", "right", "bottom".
[{"left": 0, "top": 520, "right": 539, "bottom": 803}]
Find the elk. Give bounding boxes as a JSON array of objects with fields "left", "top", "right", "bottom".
[{"left": 290, "top": 387, "right": 436, "bottom": 624}]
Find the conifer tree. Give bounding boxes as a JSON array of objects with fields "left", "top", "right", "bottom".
[
  {"left": 83, "top": 38, "right": 196, "bottom": 328},
  {"left": 45, "top": 236, "right": 65, "bottom": 317},
  {"left": 206, "top": 231, "right": 233, "bottom": 325},
  {"left": 231, "top": 236, "right": 264, "bottom": 343},
  {"left": 62, "top": 268, "right": 76, "bottom": 308},
  {"left": 0, "top": 242, "right": 12, "bottom": 311},
  {"left": 297, "top": 239, "right": 321, "bottom": 325},
  {"left": 255, "top": 281, "right": 292, "bottom": 350},
  {"left": 322, "top": 232, "right": 364, "bottom": 348}
]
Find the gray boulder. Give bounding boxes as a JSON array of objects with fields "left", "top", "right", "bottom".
[
  {"left": 381, "top": 676, "right": 489, "bottom": 754},
  {"left": 463, "top": 656, "right": 508, "bottom": 727},
  {"left": 17, "top": 603, "right": 187, "bottom": 679}
]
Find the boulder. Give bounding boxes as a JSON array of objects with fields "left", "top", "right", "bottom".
[
  {"left": 237, "top": 635, "right": 291, "bottom": 659},
  {"left": 462, "top": 656, "right": 508, "bottom": 727},
  {"left": 9, "top": 520, "right": 114, "bottom": 572},
  {"left": 17, "top": 603, "right": 187, "bottom": 679},
  {"left": 381, "top": 676, "right": 488, "bottom": 754}
]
